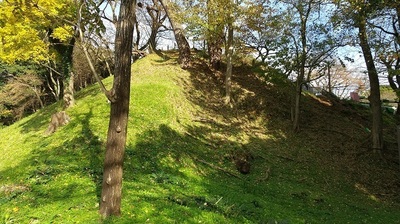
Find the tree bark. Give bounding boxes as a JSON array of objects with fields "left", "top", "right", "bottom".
[
  {"left": 207, "top": 0, "right": 223, "bottom": 70},
  {"left": 99, "top": 0, "right": 136, "bottom": 217},
  {"left": 63, "top": 71, "right": 75, "bottom": 109},
  {"left": 208, "top": 35, "right": 223, "bottom": 70},
  {"left": 160, "top": 0, "right": 191, "bottom": 68},
  {"left": 292, "top": 2, "right": 311, "bottom": 132},
  {"left": 358, "top": 14, "right": 384, "bottom": 151},
  {"left": 224, "top": 23, "right": 233, "bottom": 105}
]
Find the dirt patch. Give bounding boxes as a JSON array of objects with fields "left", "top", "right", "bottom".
[{"left": 0, "top": 184, "right": 29, "bottom": 195}]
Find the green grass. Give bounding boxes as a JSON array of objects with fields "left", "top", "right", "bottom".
[{"left": 1, "top": 54, "right": 399, "bottom": 223}]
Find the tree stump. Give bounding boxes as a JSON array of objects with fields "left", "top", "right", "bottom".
[{"left": 45, "top": 111, "right": 71, "bottom": 135}]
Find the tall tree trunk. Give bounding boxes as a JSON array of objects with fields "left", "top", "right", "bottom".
[
  {"left": 358, "top": 15, "right": 384, "bottom": 151},
  {"left": 99, "top": 0, "right": 136, "bottom": 217},
  {"left": 160, "top": 0, "right": 191, "bottom": 68},
  {"left": 207, "top": 0, "right": 223, "bottom": 70},
  {"left": 224, "top": 23, "right": 233, "bottom": 105},
  {"left": 49, "top": 32, "right": 75, "bottom": 105},
  {"left": 208, "top": 35, "right": 223, "bottom": 70},
  {"left": 62, "top": 38, "right": 75, "bottom": 107},
  {"left": 293, "top": 5, "right": 310, "bottom": 132}
]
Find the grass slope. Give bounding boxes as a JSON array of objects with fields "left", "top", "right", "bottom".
[{"left": 0, "top": 54, "right": 399, "bottom": 223}]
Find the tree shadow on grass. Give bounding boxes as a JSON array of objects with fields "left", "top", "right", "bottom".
[
  {"left": 118, "top": 123, "right": 296, "bottom": 223},
  {"left": 16, "top": 103, "right": 61, "bottom": 134},
  {"left": 0, "top": 107, "right": 104, "bottom": 220},
  {"left": 119, "top": 117, "right": 400, "bottom": 223}
]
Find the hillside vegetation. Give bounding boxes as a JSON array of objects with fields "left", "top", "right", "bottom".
[{"left": 0, "top": 53, "right": 399, "bottom": 223}]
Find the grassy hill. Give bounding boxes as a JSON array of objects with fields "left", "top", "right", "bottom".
[{"left": 0, "top": 53, "right": 399, "bottom": 223}]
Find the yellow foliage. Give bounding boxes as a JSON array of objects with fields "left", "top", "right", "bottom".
[
  {"left": 0, "top": 0, "right": 75, "bottom": 63},
  {"left": 51, "top": 25, "right": 74, "bottom": 42},
  {"left": 0, "top": 23, "right": 49, "bottom": 63}
]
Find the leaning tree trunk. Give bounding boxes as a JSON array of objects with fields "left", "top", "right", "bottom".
[
  {"left": 160, "top": 0, "right": 191, "bottom": 68},
  {"left": 99, "top": 0, "right": 136, "bottom": 217},
  {"left": 358, "top": 15, "right": 383, "bottom": 151}
]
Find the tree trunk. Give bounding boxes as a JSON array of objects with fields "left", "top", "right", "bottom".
[
  {"left": 293, "top": 82, "right": 302, "bottom": 132},
  {"left": 148, "top": 27, "right": 159, "bottom": 54},
  {"left": 293, "top": 8, "right": 309, "bottom": 132},
  {"left": 63, "top": 71, "right": 75, "bottom": 109},
  {"left": 385, "top": 64, "right": 400, "bottom": 115},
  {"left": 99, "top": 0, "right": 136, "bottom": 217},
  {"left": 327, "top": 64, "right": 332, "bottom": 94},
  {"left": 224, "top": 23, "right": 233, "bottom": 105},
  {"left": 206, "top": 0, "right": 223, "bottom": 70},
  {"left": 145, "top": 2, "right": 166, "bottom": 56},
  {"left": 358, "top": 15, "right": 384, "bottom": 151},
  {"left": 160, "top": 0, "right": 191, "bottom": 68},
  {"left": 208, "top": 31, "right": 223, "bottom": 70},
  {"left": 396, "top": 101, "right": 400, "bottom": 116}
]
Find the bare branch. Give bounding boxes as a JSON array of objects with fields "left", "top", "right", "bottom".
[
  {"left": 368, "top": 21, "right": 397, "bottom": 36},
  {"left": 77, "top": 2, "right": 113, "bottom": 101}
]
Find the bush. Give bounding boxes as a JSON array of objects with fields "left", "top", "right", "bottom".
[{"left": 0, "top": 73, "right": 44, "bottom": 125}]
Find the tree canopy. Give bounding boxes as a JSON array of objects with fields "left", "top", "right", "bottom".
[{"left": 0, "top": 0, "right": 75, "bottom": 63}]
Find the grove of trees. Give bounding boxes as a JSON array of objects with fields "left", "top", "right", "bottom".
[{"left": 1, "top": 0, "right": 399, "bottom": 218}]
